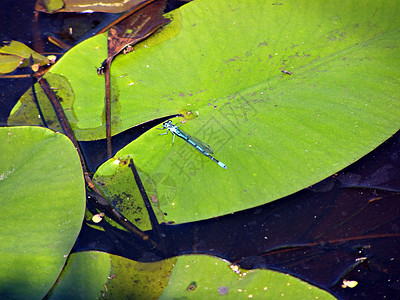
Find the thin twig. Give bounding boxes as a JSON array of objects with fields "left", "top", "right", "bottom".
[
  {"left": 96, "top": 0, "right": 157, "bottom": 34},
  {"left": 128, "top": 158, "right": 162, "bottom": 231},
  {"left": 87, "top": 190, "right": 154, "bottom": 244},
  {"left": 128, "top": 158, "right": 167, "bottom": 254},
  {"left": 38, "top": 77, "right": 84, "bottom": 167},
  {"left": 29, "top": 56, "right": 47, "bottom": 127}
]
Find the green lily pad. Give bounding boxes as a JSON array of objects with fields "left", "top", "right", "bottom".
[
  {"left": 0, "top": 53, "right": 24, "bottom": 74},
  {"left": 159, "top": 254, "right": 336, "bottom": 299},
  {"left": 0, "top": 40, "right": 50, "bottom": 74},
  {"left": 9, "top": 0, "right": 400, "bottom": 223},
  {"left": 0, "top": 126, "right": 85, "bottom": 299},
  {"left": 35, "top": 0, "right": 65, "bottom": 13},
  {"left": 47, "top": 252, "right": 111, "bottom": 299},
  {"left": 46, "top": 251, "right": 177, "bottom": 299}
]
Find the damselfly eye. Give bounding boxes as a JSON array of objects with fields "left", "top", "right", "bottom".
[
  {"left": 96, "top": 60, "right": 107, "bottom": 75},
  {"left": 97, "top": 66, "right": 104, "bottom": 75}
]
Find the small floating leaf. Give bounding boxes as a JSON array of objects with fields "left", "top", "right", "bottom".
[{"left": 0, "top": 40, "right": 49, "bottom": 64}]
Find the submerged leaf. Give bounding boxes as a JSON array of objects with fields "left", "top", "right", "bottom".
[{"left": 106, "top": 0, "right": 170, "bottom": 60}]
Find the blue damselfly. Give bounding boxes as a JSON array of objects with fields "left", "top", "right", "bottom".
[{"left": 160, "top": 120, "right": 227, "bottom": 169}]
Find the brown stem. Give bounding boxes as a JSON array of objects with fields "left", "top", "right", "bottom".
[
  {"left": 38, "top": 77, "right": 156, "bottom": 245},
  {"left": 105, "top": 58, "right": 113, "bottom": 158},
  {"left": 38, "top": 77, "right": 86, "bottom": 172},
  {"left": 96, "top": 0, "right": 157, "bottom": 35},
  {"left": 29, "top": 57, "right": 47, "bottom": 128}
]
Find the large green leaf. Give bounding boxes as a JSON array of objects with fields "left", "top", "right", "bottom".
[
  {"left": 9, "top": 0, "right": 400, "bottom": 223},
  {"left": 36, "top": 0, "right": 400, "bottom": 140},
  {"left": 0, "top": 126, "right": 85, "bottom": 299},
  {"left": 95, "top": 0, "right": 399, "bottom": 223},
  {"left": 159, "top": 255, "right": 335, "bottom": 299}
]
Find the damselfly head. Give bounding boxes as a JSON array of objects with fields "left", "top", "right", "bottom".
[
  {"left": 96, "top": 60, "right": 107, "bottom": 75},
  {"left": 96, "top": 66, "right": 105, "bottom": 75},
  {"left": 163, "top": 120, "right": 173, "bottom": 128}
]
